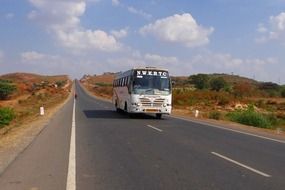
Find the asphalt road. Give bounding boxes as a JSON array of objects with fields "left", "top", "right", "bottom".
[{"left": 0, "top": 81, "right": 285, "bottom": 190}]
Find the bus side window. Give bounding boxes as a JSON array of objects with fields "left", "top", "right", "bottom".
[{"left": 125, "top": 77, "right": 128, "bottom": 86}]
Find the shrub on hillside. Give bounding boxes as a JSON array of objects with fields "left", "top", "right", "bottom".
[
  {"left": 188, "top": 74, "right": 209, "bottom": 90},
  {"left": 0, "top": 81, "right": 16, "bottom": 100},
  {"left": 0, "top": 107, "right": 15, "bottom": 128},
  {"left": 95, "top": 82, "right": 112, "bottom": 87},
  {"left": 210, "top": 77, "right": 227, "bottom": 91},
  {"left": 281, "top": 88, "right": 285, "bottom": 98},
  {"left": 55, "top": 80, "right": 67, "bottom": 88},
  {"left": 259, "top": 82, "right": 279, "bottom": 91},
  {"left": 232, "top": 82, "right": 253, "bottom": 98},
  {"left": 209, "top": 111, "right": 222, "bottom": 120},
  {"left": 217, "top": 95, "right": 230, "bottom": 106},
  {"left": 226, "top": 105, "right": 273, "bottom": 129}
]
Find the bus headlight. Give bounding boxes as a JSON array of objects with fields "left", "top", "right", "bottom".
[
  {"left": 132, "top": 102, "right": 141, "bottom": 106},
  {"left": 163, "top": 103, "right": 167, "bottom": 107}
]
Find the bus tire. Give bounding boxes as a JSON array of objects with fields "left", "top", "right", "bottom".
[
  {"left": 115, "top": 101, "right": 120, "bottom": 112},
  {"left": 156, "top": 113, "right": 162, "bottom": 119},
  {"left": 124, "top": 102, "right": 128, "bottom": 112}
]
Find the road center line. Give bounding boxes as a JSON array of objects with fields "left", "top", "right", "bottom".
[
  {"left": 211, "top": 152, "right": 271, "bottom": 178},
  {"left": 66, "top": 98, "right": 76, "bottom": 190},
  {"left": 146, "top": 125, "right": 163, "bottom": 132}
]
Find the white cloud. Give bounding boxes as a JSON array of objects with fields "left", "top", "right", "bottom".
[
  {"left": 111, "top": 0, "right": 152, "bottom": 20},
  {"left": 111, "top": 28, "right": 128, "bottom": 39},
  {"left": 189, "top": 51, "right": 278, "bottom": 82},
  {"left": 56, "top": 29, "right": 121, "bottom": 51},
  {"left": 256, "top": 12, "right": 285, "bottom": 44},
  {"left": 257, "top": 23, "right": 267, "bottom": 33},
  {"left": 127, "top": 6, "right": 152, "bottom": 20},
  {"left": 5, "top": 13, "right": 15, "bottom": 19},
  {"left": 140, "top": 13, "right": 214, "bottom": 47},
  {"left": 144, "top": 54, "right": 178, "bottom": 65},
  {"left": 18, "top": 51, "right": 82, "bottom": 76},
  {"left": 112, "top": 0, "right": 120, "bottom": 6},
  {"left": 106, "top": 51, "right": 179, "bottom": 73},
  {"left": 28, "top": 0, "right": 121, "bottom": 52},
  {"left": 21, "top": 51, "right": 46, "bottom": 61}
]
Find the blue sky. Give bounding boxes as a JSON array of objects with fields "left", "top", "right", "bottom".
[{"left": 0, "top": 0, "right": 285, "bottom": 83}]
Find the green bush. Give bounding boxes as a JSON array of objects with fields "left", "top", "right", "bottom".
[
  {"left": 281, "top": 88, "right": 285, "bottom": 98},
  {"left": 227, "top": 106, "right": 272, "bottom": 129},
  {"left": 210, "top": 77, "right": 227, "bottom": 91},
  {"left": 55, "top": 80, "right": 67, "bottom": 88},
  {"left": 218, "top": 95, "right": 230, "bottom": 106},
  {"left": 189, "top": 74, "right": 209, "bottom": 90},
  {"left": 0, "top": 81, "right": 16, "bottom": 100},
  {"left": 95, "top": 82, "right": 112, "bottom": 87},
  {"left": 209, "top": 111, "right": 222, "bottom": 120},
  {"left": 0, "top": 107, "right": 15, "bottom": 128}
]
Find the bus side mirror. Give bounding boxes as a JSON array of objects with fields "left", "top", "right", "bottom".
[{"left": 171, "top": 81, "right": 175, "bottom": 86}]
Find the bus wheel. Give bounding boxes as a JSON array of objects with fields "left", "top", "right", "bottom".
[
  {"left": 115, "top": 101, "right": 120, "bottom": 112},
  {"left": 156, "top": 113, "right": 162, "bottom": 119},
  {"left": 124, "top": 102, "right": 127, "bottom": 112}
]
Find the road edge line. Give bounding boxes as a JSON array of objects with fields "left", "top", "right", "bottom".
[
  {"left": 211, "top": 152, "right": 271, "bottom": 178},
  {"left": 66, "top": 98, "right": 76, "bottom": 190},
  {"left": 170, "top": 115, "right": 285, "bottom": 144}
]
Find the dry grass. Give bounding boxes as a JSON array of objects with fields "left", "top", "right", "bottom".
[
  {"left": 0, "top": 73, "right": 71, "bottom": 135},
  {"left": 80, "top": 73, "right": 114, "bottom": 99}
]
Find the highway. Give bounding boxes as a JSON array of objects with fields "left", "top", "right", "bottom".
[{"left": 0, "top": 81, "right": 285, "bottom": 190}]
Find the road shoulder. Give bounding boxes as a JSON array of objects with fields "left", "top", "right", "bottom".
[{"left": 0, "top": 91, "right": 72, "bottom": 175}]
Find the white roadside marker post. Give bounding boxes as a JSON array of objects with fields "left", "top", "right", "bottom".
[
  {"left": 195, "top": 110, "right": 199, "bottom": 118},
  {"left": 40, "top": 106, "right": 45, "bottom": 116}
]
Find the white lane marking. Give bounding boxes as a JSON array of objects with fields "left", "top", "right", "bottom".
[
  {"left": 146, "top": 125, "right": 163, "bottom": 132},
  {"left": 170, "top": 116, "right": 285, "bottom": 144},
  {"left": 66, "top": 99, "right": 76, "bottom": 190},
  {"left": 211, "top": 152, "right": 271, "bottom": 178}
]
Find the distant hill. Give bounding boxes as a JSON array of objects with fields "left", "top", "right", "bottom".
[
  {"left": 0, "top": 72, "right": 70, "bottom": 98},
  {"left": 80, "top": 73, "right": 115, "bottom": 85},
  {"left": 172, "top": 73, "right": 260, "bottom": 87},
  {"left": 0, "top": 73, "right": 68, "bottom": 83}
]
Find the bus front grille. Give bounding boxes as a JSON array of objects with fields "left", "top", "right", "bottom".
[{"left": 139, "top": 98, "right": 165, "bottom": 107}]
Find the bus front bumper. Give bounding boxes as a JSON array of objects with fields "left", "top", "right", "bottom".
[{"left": 129, "top": 105, "right": 171, "bottom": 114}]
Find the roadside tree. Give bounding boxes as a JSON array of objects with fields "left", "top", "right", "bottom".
[
  {"left": 0, "top": 81, "right": 16, "bottom": 100},
  {"left": 210, "top": 77, "right": 227, "bottom": 91},
  {"left": 189, "top": 74, "right": 209, "bottom": 90}
]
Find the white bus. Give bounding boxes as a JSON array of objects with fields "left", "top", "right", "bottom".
[{"left": 113, "top": 67, "right": 172, "bottom": 119}]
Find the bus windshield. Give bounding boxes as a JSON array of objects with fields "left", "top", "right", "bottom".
[{"left": 132, "top": 72, "right": 171, "bottom": 95}]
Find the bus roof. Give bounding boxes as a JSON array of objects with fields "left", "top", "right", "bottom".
[
  {"left": 115, "top": 67, "right": 169, "bottom": 79},
  {"left": 132, "top": 67, "right": 169, "bottom": 71}
]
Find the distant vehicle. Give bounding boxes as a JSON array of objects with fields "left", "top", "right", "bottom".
[{"left": 113, "top": 67, "right": 172, "bottom": 119}]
